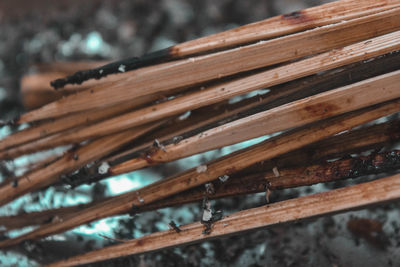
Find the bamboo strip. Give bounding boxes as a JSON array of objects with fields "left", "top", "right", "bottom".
[
  {"left": 46, "top": 172, "right": 400, "bottom": 267},
  {"left": 0, "top": 100, "right": 397, "bottom": 248},
  {"left": 170, "top": 0, "right": 400, "bottom": 57},
  {"left": 237, "top": 119, "right": 400, "bottom": 176},
  {"left": 18, "top": 8, "right": 400, "bottom": 123},
  {"left": 0, "top": 122, "right": 165, "bottom": 206},
  {"left": 111, "top": 69, "right": 400, "bottom": 175},
  {"left": 71, "top": 115, "right": 400, "bottom": 187},
  {"left": 0, "top": 93, "right": 161, "bottom": 152},
  {"left": 12, "top": 31, "right": 400, "bottom": 154},
  {"left": 2, "top": 148, "right": 399, "bottom": 231},
  {"left": 51, "top": 0, "right": 400, "bottom": 89},
  {"left": 95, "top": 51, "right": 400, "bottom": 171}
]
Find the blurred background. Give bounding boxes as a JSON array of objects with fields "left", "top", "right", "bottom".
[{"left": 1, "top": 0, "right": 400, "bottom": 266}]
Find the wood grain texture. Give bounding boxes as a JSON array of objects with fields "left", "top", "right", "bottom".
[
  {"left": 47, "top": 172, "right": 400, "bottom": 267},
  {"left": 0, "top": 100, "right": 397, "bottom": 249},
  {"left": 111, "top": 68, "right": 400, "bottom": 175},
  {"left": 18, "top": 8, "right": 400, "bottom": 123},
  {"left": 0, "top": 122, "right": 165, "bottom": 206}
]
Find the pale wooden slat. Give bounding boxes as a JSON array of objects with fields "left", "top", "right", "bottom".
[
  {"left": 0, "top": 93, "right": 160, "bottom": 152},
  {"left": 0, "top": 100, "right": 398, "bottom": 248},
  {"left": 47, "top": 172, "right": 400, "bottom": 267},
  {"left": 50, "top": 0, "right": 400, "bottom": 89},
  {"left": 13, "top": 30, "right": 400, "bottom": 154},
  {"left": 0, "top": 121, "right": 165, "bottom": 207},
  {"left": 111, "top": 67, "right": 400, "bottom": 175},
  {"left": 18, "top": 8, "right": 400, "bottom": 123}
]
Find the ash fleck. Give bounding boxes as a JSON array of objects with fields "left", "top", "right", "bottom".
[
  {"left": 118, "top": 64, "right": 126, "bottom": 72},
  {"left": 272, "top": 166, "right": 280, "bottom": 177},
  {"left": 51, "top": 215, "right": 63, "bottom": 223},
  {"left": 136, "top": 191, "right": 145, "bottom": 203},
  {"left": 202, "top": 198, "right": 212, "bottom": 222},
  {"left": 73, "top": 154, "right": 79, "bottom": 161},
  {"left": 266, "top": 188, "right": 272, "bottom": 203},
  {"left": 178, "top": 111, "right": 191, "bottom": 121},
  {"left": 99, "top": 69, "right": 104, "bottom": 74},
  {"left": 218, "top": 175, "right": 229, "bottom": 182},
  {"left": 172, "top": 136, "right": 183, "bottom": 144},
  {"left": 205, "top": 182, "right": 215, "bottom": 195},
  {"left": 196, "top": 165, "right": 207, "bottom": 173},
  {"left": 98, "top": 162, "right": 110, "bottom": 174},
  {"left": 201, "top": 197, "right": 223, "bottom": 235},
  {"left": 153, "top": 138, "right": 166, "bottom": 152}
]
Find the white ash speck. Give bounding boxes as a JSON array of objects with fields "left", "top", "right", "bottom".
[
  {"left": 205, "top": 182, "right": 215, "bottom": 195},
  {"left": 51, "top": 215, "right": 64, "bottom": 223},
  {"left": 86, "top": 162, "right": 95, "bottom": 168},
  {"left": 178, "top": 111, "right": 191, "bottom": 120},
  {"left": 99, "top": 69, "right": 104, "bottom": 74},
  {"left": 98, "top": 162, "right": 110, "bottom": 174},
  {"left": 196, "top": 165, "right": 207, "bottom": 173},
  {"left": 172, "top": 136, "right": 183, "bottom": 144},
  {"left": 272, "top": 166, "right": 280, "bottom": 177},
  {"left": 118, "top": 64, "right": 126, "bottom": 72},
  {"left": 266, "top": 188, "right": 272, "bottom": 203},
  {"left": 218, "top": 175, "right": 229, "bottom": 182},
  {"left": 136, "top": 191, "right": 145, "bottom": 203},
  {"left": 202, "top": 200, "right": 212, "bottom": 222},
  {"left": 153, "top": 138, "right": 166, "bottom": 152}
]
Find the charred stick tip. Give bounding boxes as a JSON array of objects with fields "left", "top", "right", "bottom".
[{"left": 50, "top": 47, "right": 174, "bottom": 89}]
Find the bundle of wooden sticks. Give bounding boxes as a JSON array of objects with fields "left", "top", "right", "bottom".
[{"left": 1, "top": 0, "right": 400, "bottom": 265}]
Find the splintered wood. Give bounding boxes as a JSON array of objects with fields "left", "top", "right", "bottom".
[{"left": 0, "top": 0, "right": 399, "bottom": 266}]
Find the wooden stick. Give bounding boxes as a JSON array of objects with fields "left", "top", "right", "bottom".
[
  {"left": 265, "top": 150, "right": 400, "bottom": 189},
  {"left": 110, "top": 69, "right": 400, "bottom": 175},
  {"left": 66, "top": 114, "right": 400, "bottom": 188},
  {"left": 0, "top": 121, "right": 165, "bottom": 207},
  {"left": 47, "top": 172, "right": 400, "bottom": 267},
  {"left": 166, "top": 0, "right": 400, "bottom": 57},
  {"left": 13, "top": 31, "right": 400, "bottom": 154},
  {"left": 2, "top": 148, "right": 399, "bottom": 231},
  {"left": 50, "top": 0, "right": 400, "bottom": 88},
  {"left": 88, "top": 50, "right": 400, "bottom": 175},
  {"left": 238, "top": 119, "right": 400, "bottom": 176},
  {"left": 20, "top": 72, "right": 69, "bottom": 110},
  {"left": 0, "top": 100, "right": 398, "bottom": 248},
  {"left": 18, "top": 8, "right": 400, "bottom": 123},
  {"left": 0, "top": 93, "right": 161, "bottom": 153}
]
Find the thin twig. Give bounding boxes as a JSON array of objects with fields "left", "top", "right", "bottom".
[
  {"left": 2, "top": 121, "right": 399, "bottom": 230},
  {"left": 50, "top": 0, "right": 400, "bottom": 88},
  {"left": 110, "top": 69, "right": 400, "bottom": 175},
  {"left": 0, "top": 121, "right": 166, "bottom": 206},
  {"left": 0, "top": 100, "right": 398, "bottom": 248},
  {"left": 18, "top": 8, "right": 400, "bottom": 123},
  {"left": 74, "top": 51, "right": 400, "bottom": 184},
  {"left": 47, "top": 172, "right": 400, "bottom": 267},
  {"left": 0, "top": 93, "right": 162, "bottom": 153}
]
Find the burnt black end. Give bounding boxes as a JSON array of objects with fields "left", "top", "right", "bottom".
[{"left": 50, "top": 47, "right": 174, "bottom": 89}]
